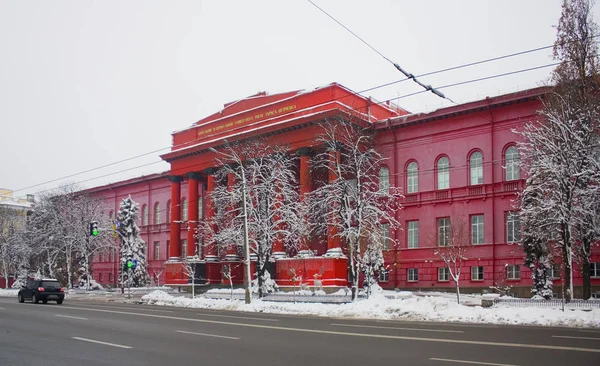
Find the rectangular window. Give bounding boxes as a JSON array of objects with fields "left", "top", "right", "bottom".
[
  {"left": 154, "top": 241, "right": 160, "bottom": 261},
  {"left": 591, "top": 263, "right": 600, "bottom": 278},
  {"left": 198, "top": 197, "right": 204, "bottom": 220},
  {"left": 471, "top": 215, "right": 484, "bottom": 245},
  {"left": 549, "top": 264, "right": 560, "bottom": 279},
  {"left": 381, "top": 223, "right": 391, "bottom": 250},
  {"left": 407, "top": 221, "right": 419, "bottom": 248},
  {"left": 438, "top": 267, "right": 449, "bottom": 282},
  {"left": 507, "top": 265, "right": 520, "bottom": 280},
  {"left": 379, "top": 270, "right": 389, "bottom": 282},
  {"left": 181, "top": 239, "right": 187, "bottom": 259},
  {"left": 438, "top": 217, "right": 450, "bottom": 247},
  {"left": 471, "top": 266, "right": 484, "bottom": 281},
  {"left": 506, "top": 212, "right": 521, "bottom": 243},
  {"left": 407, "top": 268, "right": 419, "bottom": 282}
]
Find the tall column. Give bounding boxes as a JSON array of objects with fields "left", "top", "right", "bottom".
[
  {"left": 204, "top": 168, "right": 218, "bottom": 261},
  {"left": 325, "top": 148, "right": 344, "bottom": 257},
  {"left": 168, "top": 175, "right": 183, "bottom": 260},
  {"left": 297, "top": 147, "right": 313, "bottom": 257},
  {"left": 225, "top": 171, "right": 240, "bottom": 260},
  {"left": 186, "top": 172, "right": 201, "bottom": 258}
]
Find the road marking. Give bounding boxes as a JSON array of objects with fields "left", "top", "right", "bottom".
[
  {"left": 71, "top": 337, "right": 132, "bottom": 349},
  {"left": 0, "top": 307, "right": 5, "bottom": 310},
  {"left": 55, "top": 314, "right": 87, "bottom": 320},
  {"left": 331, "top": 323, "right": 463, "bottom": 333},
  {"left": 578, "top": 330, "right": 600, "bottom": 334},
  {"left": 553, "top": 335, "right": 600, "bottom": 341},
  {"left": 175, "top": 330, "right": 240, "bottom": 340},
  {"left": 54, "top": 306, "right": 600, "bottom": 354},
  {"left": 84, "top": 304, "right": 174, "bottom": 313},
  {"left": 197, "top": 313, "right": 278, "bottom": 322},
  {"left": 429, "top": 358, "right": 518, "bottom": 366}
]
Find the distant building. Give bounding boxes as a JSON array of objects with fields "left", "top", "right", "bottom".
[{"left": 86, "top": 84, "right": 599, "bottom": 298}]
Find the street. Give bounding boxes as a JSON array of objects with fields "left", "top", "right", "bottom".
[{"left": 1, "top": 296, "right": 599, "bottom": 366}]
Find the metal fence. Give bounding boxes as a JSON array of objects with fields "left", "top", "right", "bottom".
[
  {"left": 200, "top": 291, "right": 402, "bottom": 303},
  {"left": 491, "top": 297, "right": 600, "bottom": 310}
]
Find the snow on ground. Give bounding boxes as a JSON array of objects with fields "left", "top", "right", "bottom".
[
  {"left": 142, "top": 290, "right": 600, "bottom": 328},
  {"left": 0, "top": 289, "right": 19, "bottom": 297}
]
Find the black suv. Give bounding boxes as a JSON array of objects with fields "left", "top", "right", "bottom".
[{"left": 18, "top": 279, "right": 65, "bottom": 304}]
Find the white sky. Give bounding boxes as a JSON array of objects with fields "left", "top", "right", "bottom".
[{"left": 1, "top": 0, "right": 598, "bottom": 197}]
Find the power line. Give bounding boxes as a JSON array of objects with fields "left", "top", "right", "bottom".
[{"left": 307, "top": 0, "right": 452, "bottom": 103}]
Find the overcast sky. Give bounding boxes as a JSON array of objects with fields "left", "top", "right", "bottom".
[{"left": 1, "top": 0, "right": 598, "bottom": 197}]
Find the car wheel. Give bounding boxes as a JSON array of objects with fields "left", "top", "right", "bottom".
[
  {"left": 42, "top": 299, "right": 48, "bottom": 304},
  {"left": 57, "top": 299, "right": 63, "bottom": 305},
  {"left": 32, "top": 294, "right": 38, "bottom": 304},
  {"left": 18, "top": 294, "right": 24, "bottom": 303}
]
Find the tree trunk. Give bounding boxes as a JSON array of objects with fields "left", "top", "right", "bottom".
[
  {"left": 66, "top": 249, "right": 73, "bottom": 289},
  {"left": 563, "top": 244, "right": 573, "bottom": 302},
  {"left": 582, "top": 253, "right": 591, "bottom": 300},
  {"left": 455, "top": 281, "right": 460, "bottom": 304}
]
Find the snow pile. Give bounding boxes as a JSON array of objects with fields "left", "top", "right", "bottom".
[
  {"left": 0, "top": 289, "right": 19, "bottom": 297},
  {"left": 141, "top": 290, "right": 600, "bottom": 327}
]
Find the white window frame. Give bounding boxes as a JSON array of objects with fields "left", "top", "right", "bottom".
[
  {"left": 181, "top": 199, "right": 188, "bottom": 221},
  {"left": 471, "top": 266, "right": 484, "bottom": 281},
  {"left": 505, "top": 146, "right": 520, "bottom": 181},
  {"left": 407, "top": 268, "right": 419, "bottom": 282},
  {"left": 507, "top": 265, "right": 520, "bottom": 280},
  {"left": 471, "top": 215, "right": 484, "bottom": 245},
  {"left": 470, "top": 151, "right": 483, "bottom": 185},
  {"left": 142, "top": 205, "right": 148, "bottom": 226},
  {"left": 437, "top": 157, "right": 450, "bottom": 190},
  {"left": 198, "top": 197, "right": 204, "bottom": 220},
  {"left": 407, "top": 162, "right": 418, "bottom": 193},
  {"left": 438, "top": 267, "right": 450, "bottom": 282},
  {"left": 407, "top": 221, "right": 419, "bottom": 249},
  {"left": 379, "top": 167, "right": 390, "bottom": 192},
  {"left": 154, "top": 241, "right": 160, "bottom": 261},
  {"left": 381, "top": 223, "right": 391, "bottom": 250},
  {"left": 155, "top": 203, "right": 161, "bottom": 225},
  {"left": 591, "top": 262, "right": 600, "bottom": 278},
  {"left": 506, "top": 211, "right": 520, "bottom": 243},
  {"left": 438, "top": 217, "right": 450, "bottom": 247},
  {"left": 181, "top": 239, "right": 187, "bottom": 259},
  {"left": 379, "top": 270, "right": 389, "bottom": 282}
]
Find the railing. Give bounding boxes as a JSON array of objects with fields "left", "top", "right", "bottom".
[
  {"left": 402, "top": 180, "right": 524, "bottom": 205},
  {"left": 490, "top": 297, "right": 600, "bottom": 309}
]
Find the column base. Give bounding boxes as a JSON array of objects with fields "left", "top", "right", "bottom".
[
  {"left": 296, "top": 250, "right": 315, "bottom": 258},
  {"left": 204, "top": 255, "right": 219, "bottom": 262},
  {"left": 323, "top": 247, "right": 346, "bottom": 258},
  {"left": 272, "top": 251, "right": 287, "bottom": 259},
  {"left": 168, "top": 257, "right": 182, "bottom": 262},
  {"left": 224, "top": 254, "right": 240, "bottom": 261}
]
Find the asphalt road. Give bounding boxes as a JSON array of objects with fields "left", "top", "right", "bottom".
[{"left": 1, "top": 296, "right": 599, "bottom": 366}]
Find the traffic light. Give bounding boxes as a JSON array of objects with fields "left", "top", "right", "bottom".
[{"left": 89, "top": 221, "right": 99, "bottom": 236}]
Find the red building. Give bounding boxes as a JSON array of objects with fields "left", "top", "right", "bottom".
[{"left": 88, "top": 83, "right": 600, "bottom": 297}]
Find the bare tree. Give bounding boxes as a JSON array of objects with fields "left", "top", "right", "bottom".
[
  {"left": 308, "top": 119, "right": 402, "bottom": 300},
  {"left": 149, "top": 261, "right": 165, "bottom": 287},
  {"left": 434, "top": 218, "right": 470, "bottom": 304},
  {"left": 181, "top": 256, "right": 200, "bottom": 299},
  {"left": 206, "top": 139, "right": 304, "bottom": 298},
  {"left": 221, "top": 262, "right": 237, "bottom": 301},
  {"left": 0, "top": 207, "right": 29, "bottom": 288}
]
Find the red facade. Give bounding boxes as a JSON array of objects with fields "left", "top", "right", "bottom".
[{"left": 88, "top": 84, "right": 600, "bottom": 297}]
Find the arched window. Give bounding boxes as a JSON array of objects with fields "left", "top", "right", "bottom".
[
  {"left": 181, "top": 198, "right": 188, "bottom": 221},
  {"left": 470, "top": 151, "right": 483, "bottom": 185},
  {"left": 407, "top": 161, "right": 418, "bottom": 193},
  {"left": 505, "top": 146, "right": 520, "bottom": 181},
  {"left": 141, "top": 204, "right": 148, "bottom": 226},
  {"left": 379, "top": 166, "right": 390, "bottom": 191},
  {"left": 198, "top": 197, "right": 203, "bottom": 220},
  {"left": 154, "top": 202, "right": 161, "bottom": 225},
  {"left": 166, "top": 200, "right": 171, "bottom": 223},
  {"left": 437, "top": 157, "right": 450, "bottom": 190}
]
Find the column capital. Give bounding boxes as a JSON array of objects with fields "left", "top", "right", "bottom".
[
  {"left": 297, "top": 147, "right": 314, "bottom": 157},
  {"left": 185, "top": 172, "right": 202, "bottom": 181},
  {"left": 204, "top": 167, "right": 217, "bottom": 175},
  {"left": 168, "top": 175, "right": 183, "bottom": 183}
]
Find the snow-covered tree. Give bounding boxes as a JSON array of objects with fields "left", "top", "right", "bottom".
[
  {"left": 117, "top": 196, "right": 150, "bottom": 287},
  {"left": 520, "top": 172, "right": 554, "bottom": 299},
  {"left": 308, "top": 120, "right": 402, "bottom": 300},
  {"left": 0, "top": 207, "right": 29, "bottom": 288},
  {"left": 181, "top": 257, "right": 199, "bottom": 298},
  {"left": 206, "top": 139, "right": 304, "bottom": 298},
  {"left": 517, "top": 0, "right": 600, "bottom": 301},
  {"left": 434, "top": 218, "right": 469, "bottom": 304}
]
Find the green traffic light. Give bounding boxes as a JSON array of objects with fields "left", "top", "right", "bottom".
[
  {"left": 127, "top": 261, "right": 132, "bottom": 268},
  {"left": 92, "top": 228, "right": 98, "bottom": 236}
]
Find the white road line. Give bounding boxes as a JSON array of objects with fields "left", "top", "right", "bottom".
[
  {"left": 429, "top": 358, "right": 518, "bottom": 366},
  {"left": 175, "top": 330, "right": 240, "bottom": 340},
  {"left": 197, "top": 313, "right": 279, "bottom": 322},
  {"left": 71, "top": 337, "right": 132, "bottom": 349},
  {"left": 0, "top": 307, "right": 5, "bottom": 310},
  {"left": 553, "top": 335, "right": 600, "bottom": 341},
  {"left": 55, "top": 314, "right": 88, "bottom": 320},
  {"left": 84, "top": 304, "right": 174, "bottom": 313},
  {"left": 331, "top": 323, "right": 464, "bottom": 333},
  {"left": 54, "top": 306, "right": 600, "bottom": 354}
]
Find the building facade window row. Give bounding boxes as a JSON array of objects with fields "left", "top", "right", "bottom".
[{"left": 403, "top": 144, "right": 521, "bottom": 194}]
